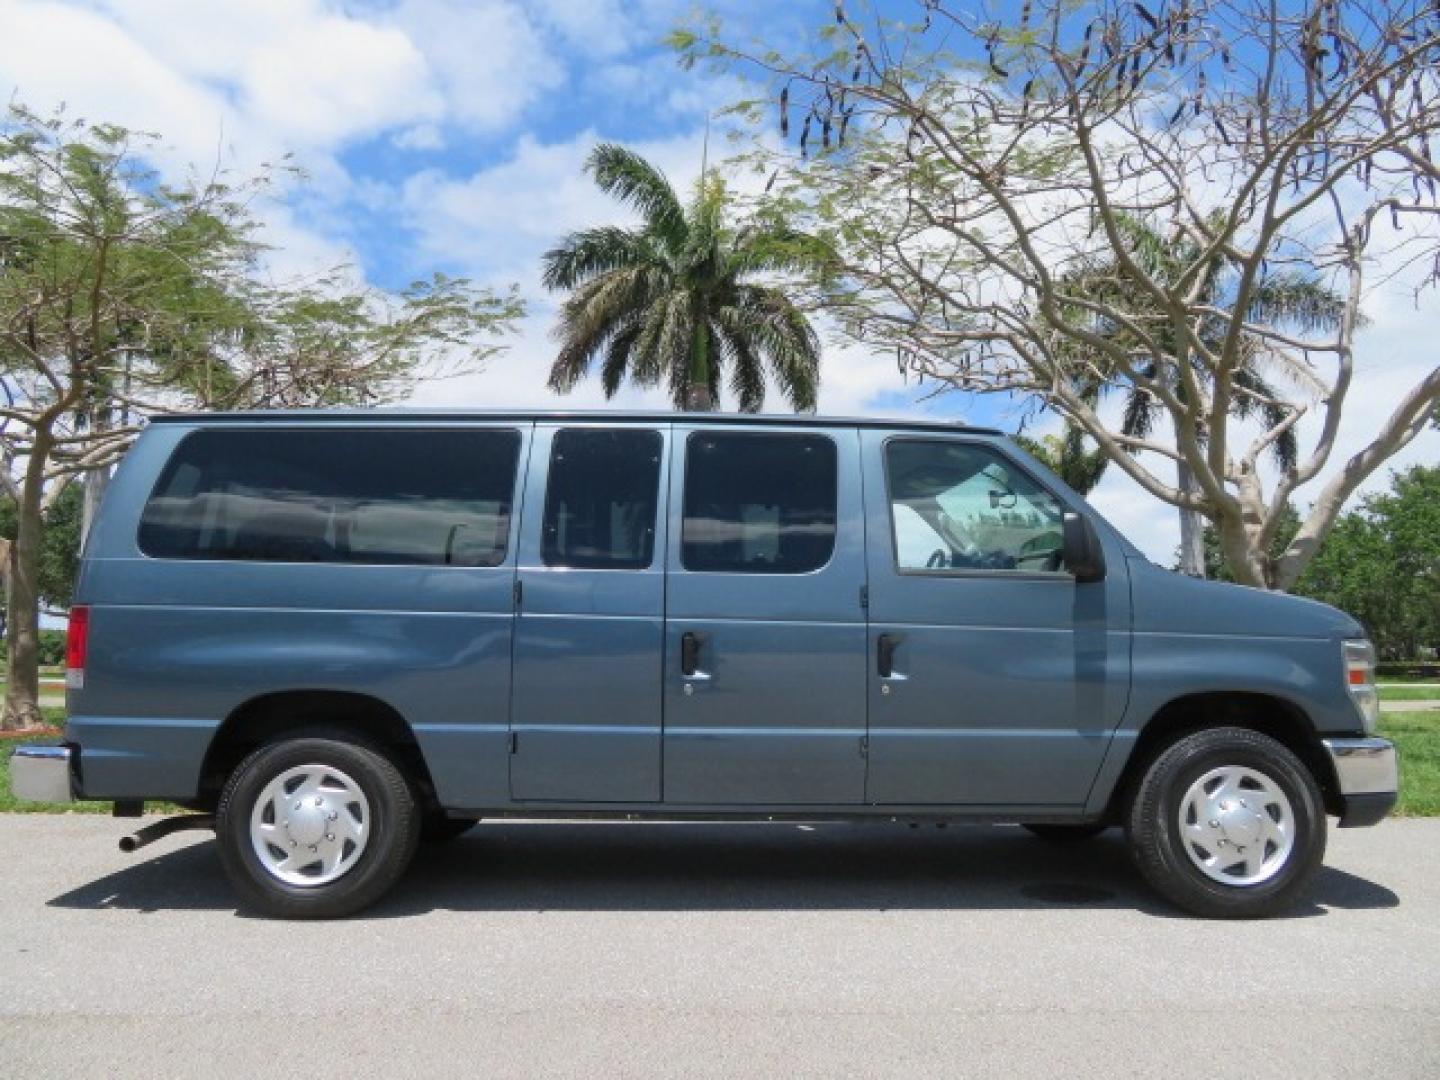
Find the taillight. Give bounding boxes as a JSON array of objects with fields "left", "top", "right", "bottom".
[
  {"left": 1342, "top": 639, "right": 1378, "bottom": 733},
  {"left": 65, "top": 605, "right": 89, "bottom": 690}
]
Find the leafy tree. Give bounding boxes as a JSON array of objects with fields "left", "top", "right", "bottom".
[
  {"left": 0, "top": 630, "right": 65, "bottom": 667},
  {"left": 0, "top": 481, "right": 82, "bottom": 613},
  {"left": 683, "top": 0, "right": 1440, "bottom": 589},
  {"left": 1294, "top": 467, "right": 1440, "bottom": 659},
  {"left": 1014, "top": 425, "right": 1108, "bottom": 496},
  {"left": 1058, "top": 215, "right": 1344, "bottom": 576},
  {"left": 543, "top": 143, "right": 825, "bottom": 411},
  {"left": 1203, "top": 469, "right": 1440, "bottom": 658},
  {"left": 1202, "top": 505, "right": 1302, "bottom": 584},
  {"left": 0, "top": 104, "right": 521, "bottom": 728}
]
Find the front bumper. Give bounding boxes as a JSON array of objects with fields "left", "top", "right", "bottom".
[
  {"left": 9, "top": 744, "right": 77, "bottom": 804},
  {"left": 1322, "top": 737, "right": 1399, "bottom": 828}
]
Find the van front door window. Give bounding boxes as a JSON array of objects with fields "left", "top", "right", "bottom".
[{"left": 886, "top": 441, "right": 1065, "bottom": 573}]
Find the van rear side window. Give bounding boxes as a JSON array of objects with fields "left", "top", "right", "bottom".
[
  {"left": 681, "top": 432, "right": 837, "bottom": 574},
  {"left": 138, "top": 428, "right": 521, "bottom": 566},
  {"left": 542, "top": 428, "right": 662, "bottom": 570}
]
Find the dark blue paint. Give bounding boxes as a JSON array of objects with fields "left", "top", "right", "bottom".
[
  {"left": 509, "top": 424, "right": 667, "bottom": 801},
  {"left": 67, "top": 413, "right": 1372, "bottom": 822}
]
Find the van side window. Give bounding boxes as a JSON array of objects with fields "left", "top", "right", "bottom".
[
  {"left": 542, "top": 428, "right": 662, "bottom": 570},
  {"left": 681, "top": 432, "right": 837, "bottom": 574},
  {"left": 886, "top": 440, "right": 1065, "bottom": 573},
  {"left": 138, "top": 428, "right": 521, "bottom": 566}
]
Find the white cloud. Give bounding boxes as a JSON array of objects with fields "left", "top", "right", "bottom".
[
  {"left": 0, "top": 1, "right": 454, "bottom": 169},
  {"left": 401, "top": 128, "right": 710, "bottom": 289},
  {"left": 388, "top": 0, "right": 563, "bottom": 133},
  {"left": 250, "top": 205, "right": 360, "bottom": 285},
  {"left": 0, "top": 0, "right": 239, "bottom": 167},
  {"left": 238, "top": 16, "right": 438, "bottom": 145},
  {"left": 393, "top": 123, "right": 445, "bottom": 151},
  {"left": 0, "top": 0, "right": 585, "bottom": 314},
  {"left": 529, "top": 0, "right": 636, "bottom": 59}
]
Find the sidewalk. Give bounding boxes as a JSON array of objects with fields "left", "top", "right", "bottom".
[{"left": 1381, "top": 699, "right": 1440, "bottom": 712}]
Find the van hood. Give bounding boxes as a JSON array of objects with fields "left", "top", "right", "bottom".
[{"left": 1127, "top": 556, "right": 1365, "bottom": 640}]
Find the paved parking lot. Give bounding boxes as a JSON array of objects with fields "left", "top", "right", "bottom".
[{"left": 1, "top": 814, "right": 1437, "bottom": 1078}]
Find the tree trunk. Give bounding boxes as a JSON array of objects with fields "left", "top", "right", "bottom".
[
  {"left": 683, "top": 383, "right": 715, "bottom": 411},
  {"left": 3, "top": 442, "right": 50, "bottom": 730},
  {"left": 81, "top": 403, "right": 112, "bottom": 545},
  {"left": 0, "top": 538, "right": 8, "bottom": 641},
  {"left": 82, "top": 465, "right": 110, "bottom": 547},
  {"left": 1215, "top": 511, "right": 1270, "bottom": 590},
  {"left": 684, "top": 314, "right": 715, "bottom": 412},
  {"left": 1176, "top": 458, "right": 1206, "bottom": 577}
]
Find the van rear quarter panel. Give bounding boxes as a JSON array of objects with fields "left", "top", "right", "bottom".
[{"left": 69, "top": 423, "right": 524, "bottom": 804}]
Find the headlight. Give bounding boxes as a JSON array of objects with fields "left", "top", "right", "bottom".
[{"left": 1342, "top": 639, "right": 1379, "bottom": 734}]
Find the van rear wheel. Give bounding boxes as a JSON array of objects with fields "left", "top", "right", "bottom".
[
  {"left": 216, "top": 736, "right": 421, "bottom": 919},
  {"left": 1126, "top": 726, "right": 1325, "bottom": 918}
]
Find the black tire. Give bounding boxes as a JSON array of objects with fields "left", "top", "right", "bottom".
[
  {"left": 1126, "top": 726, "right": 1326, "bottom": 919},
  {"left": 421, "top": 813, "right": 479, "bottom": 844},
  {"left": 216, "top": 736, "right": 421, "bottom": 919},
  {"left": 1022, "top": 822, "right": 1108, "bottom": 843}
]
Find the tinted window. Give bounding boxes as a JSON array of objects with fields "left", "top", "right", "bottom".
[
  {"left": 542, "top": 428, "right": 662, "bottom": 570},
  {"left": 886, "top": 440, "right": 1064, "bottom": 573},
  {"left": 139, "top": 428, "right": 520, "bottom": 566},
  {"left": 681, "top": 432, "right": 836, "bottom": 574}
]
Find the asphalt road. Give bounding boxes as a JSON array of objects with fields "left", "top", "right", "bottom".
[{"left": 1, "top": 815, "right": 1437, "bottom": 1079}]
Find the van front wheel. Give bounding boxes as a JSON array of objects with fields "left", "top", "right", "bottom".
[
  {"left": 216, "top": 737, "right": 421, "bottom": 919},
  {"left": 1126, "top": 727, "right": 1325, "bottom": 918}
]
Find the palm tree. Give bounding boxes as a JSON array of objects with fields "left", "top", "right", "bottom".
[
  {"left": 1015, "top": 384, "right": 1110, "bottom": 495},
  {"left": 1054, "top": 216, "right": 1345, "bottom": 574},
  {"left": 542, "top": 144, "right": 825, "bottom": 412}
]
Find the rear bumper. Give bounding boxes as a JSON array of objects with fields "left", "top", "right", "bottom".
[
  {"left": 1322, "top": 737, "right": 1399, "bottom": 828},
  {"left": 9, "top": 744, "right": 78, "bottom": 804}
]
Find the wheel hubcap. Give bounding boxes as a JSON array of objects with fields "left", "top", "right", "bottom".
[
  {"left": 1178, "top": 765, "right": 1295, "bottom": 887},
  {"left": 250, "top": 764, "right": 370, "bottom": 887}
]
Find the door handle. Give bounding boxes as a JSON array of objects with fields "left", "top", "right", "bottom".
[
  {"left": 877, "top": 633, "right": 898, "bottom": 678},
  {"left": 681, "top": 631, "right": 700, "bottom": 677}
]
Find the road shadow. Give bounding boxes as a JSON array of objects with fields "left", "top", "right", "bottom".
[{"left": 47, "top": 822, "right": 1400, "bottom": 920}]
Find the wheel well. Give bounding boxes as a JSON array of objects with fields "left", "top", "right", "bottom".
[
  {"left": 197, "top": 691, "right": 436, "bottom": 811},
  {"left": 1108, "top": 692, "right": 1341, "bottom": 820}
]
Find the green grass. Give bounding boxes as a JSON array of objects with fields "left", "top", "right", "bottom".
[
  {"left": 1380, "top": 710, "right": 1440, "bottom": 817},
  {"left": 1, "top": 707, "right": 178, "bottom": 814},
  {"left": 1379, "top": 685, "right": 1440, "bottom": 702},
  {"left": 1, "top": 708, "right": 111, "bottom": 814}
]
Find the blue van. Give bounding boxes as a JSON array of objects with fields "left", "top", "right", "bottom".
[{"left": 11, "top": 411, "right": 1397, "bottom": 918}]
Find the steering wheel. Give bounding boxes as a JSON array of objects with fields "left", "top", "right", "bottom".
[
  {"left": 1014, "top": 549, "right": 1065, "bottom": 572},
  {"left": 926, "top": 548, "right": 949, "bottom": 569}
]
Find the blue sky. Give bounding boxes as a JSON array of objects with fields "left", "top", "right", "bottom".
[{"left": 1, "top": 0, "right": 1435, "bottom": 562}]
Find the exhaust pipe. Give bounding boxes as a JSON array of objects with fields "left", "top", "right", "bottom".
[{"left": 119, "top": 814, "right": 216, "bottom": 853}]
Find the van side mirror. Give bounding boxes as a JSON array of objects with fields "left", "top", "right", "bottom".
[{"left": 1062, "top": 511, "right": 1106, "bottom": 583}]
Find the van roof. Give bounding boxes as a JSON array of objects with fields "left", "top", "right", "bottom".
[{"left": 146, "top": 409, "right": 1006, "bottom": 436}]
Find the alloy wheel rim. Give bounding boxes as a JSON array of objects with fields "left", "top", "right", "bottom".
[
  {"left": 250, "top": 764, "right": 370, "bottom": 887},
  {"left": 1177, "top": 765, "right": 1295, "bottom": 887}
]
